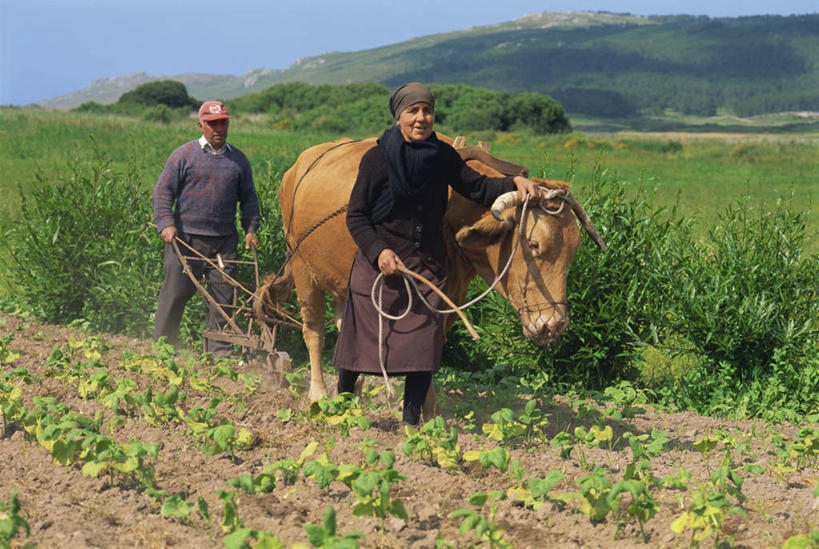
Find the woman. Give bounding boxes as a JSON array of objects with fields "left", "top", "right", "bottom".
[{"left": 332, "top": 82, "right": 540, "bottom": 424}]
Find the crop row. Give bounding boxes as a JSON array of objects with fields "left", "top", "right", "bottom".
[{"left": 1, "top": 331, "right": 818, "bottom": 547}]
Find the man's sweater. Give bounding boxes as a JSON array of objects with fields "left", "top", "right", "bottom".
[{"left": 152, "top": 140, "right": 260, "bottom": 237}]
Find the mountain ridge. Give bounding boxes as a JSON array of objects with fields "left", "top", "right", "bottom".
[{"left": 35, "top": 10, "right": 819, "bottom": 117}]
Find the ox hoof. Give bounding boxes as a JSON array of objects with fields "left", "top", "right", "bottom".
[{"left": 307, "top": 386, "right": 328, "bottom": 406}]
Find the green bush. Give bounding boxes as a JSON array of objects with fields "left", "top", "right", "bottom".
[
  {"left": 443, "top": 168, "right": 818, "bottom": 418},
  {"left": 119, "top": 80, "right": 198, "bottom": 109},
  {"left": 1, "top": 145, "right": 161, "bottom": 336},
  {"left": 659, "top": 198, "right": 819, "bottom": 415}
]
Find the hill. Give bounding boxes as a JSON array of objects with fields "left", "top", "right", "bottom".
[{"left": 36, "top": 11, "right": 819, "bottom": 118}]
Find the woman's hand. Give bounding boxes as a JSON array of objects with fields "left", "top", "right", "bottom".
[
  {"left": 377, "top": 249, "right": 404, "bottom": 276},
  {"left": 513, "top": 176, "right": 541, "bottom": 205}
]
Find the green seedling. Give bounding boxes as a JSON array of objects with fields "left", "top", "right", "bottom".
[
  {"left": 223, "top": 528, "right": 284, "bottom": 549},
  {"left": 99, "top": 378, "right": 138, "bottom": 413},
  {"left": 671, "top": 453, "right": 751, "bottom": 548},
  {"left": 463, "top": 446, "right": 511, "bottom": 474},
  {"left": 0, "top": 382, "right": 25, "bottom": 436},
  {"left": 160, "top": 494, "right": 191, "bottom": 521},
  {"left": 608, "top": 479, "right": 659, "bottom": 542},
  {"left": 0, "top": 490, "right": 30, "bottom": 547},
  {"left": 551, "top": 431, "right": 575, "bottom": 460},
  {"left": 0, "top": 367, "right": 40, "bottom": 385},
  {"left": 80, "top": 439, "right": 160, "bottom": 489},
  {"left": 0, "top": 333, "right": 20, "bottom": 364},
  {"left": 303, "top": 450, "right": 340, "bottom": 489},
  {"left": 449, "top": 491, "right": 511, "bottom": 549},
  {"left": 227, "top": 472, "right": 276, "bottom": 494},
  {"left": 265, "top": 441, "right": 319, "bottom": 485},
  {"left": 601, "top": 382, "right": 648, "bottom": 419},
  {"left": 335, "top": 448, "right": 408, "bottom": 526},
  {"left": 481, "top": 401, "right": 549, "bottom": 448},
  {"left": 506, "top": 459, "right": 563, "bottom": 509},
  {"left": 309, "top": 393, "right": 370, "bottom": 436},
  {"left": 402, "top": 416, "right": 461, "bottom": 470},
  {"left": 77, "top": 367, "right": 112, "bottom": 399},
  {"left": 219, "top": 489, "right": 242, "bottom": 535},
  {"left": 303, "top": 505, "right": 363, "bottom": 549},
  {"left": 575, "top": 424, "right": 614, "bottom": 449},
  {"left": 782, "top": 531, "right": 819, "bottom": 549}
]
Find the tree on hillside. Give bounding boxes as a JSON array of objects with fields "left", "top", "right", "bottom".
[
  {"left": 118, "top": 80, "right": 198, "bottom": 109},
  {"left": 509, "top": 93, "right": 572, "bottom": 134}
]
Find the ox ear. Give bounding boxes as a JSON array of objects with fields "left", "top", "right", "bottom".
[{"left": 455, "top": 213, "right": 515, "bottom": 247}]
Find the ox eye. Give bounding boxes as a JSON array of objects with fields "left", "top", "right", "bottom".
[{"left": 527, "top": 239, "right": 540, "bottom": 253}]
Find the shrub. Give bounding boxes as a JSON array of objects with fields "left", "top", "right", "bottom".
[
  {"left": 142, "top": 104, "right": 173, "bottom": 124},
  {"left": 661, "top": 197, "right": 819, "bottom": 415},
  {"left": 118, "top": 80, "right": 197, "bottom": 109},
  {"left": 443, "top": 167, "right": 818, "bottom": 418},
  {"left": 1, "top": 144, "right": 161, "bottom": 336}
]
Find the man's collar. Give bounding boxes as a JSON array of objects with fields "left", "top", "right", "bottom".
[{"left": 198, "top": 135, "right": 232, "bottom": 154}]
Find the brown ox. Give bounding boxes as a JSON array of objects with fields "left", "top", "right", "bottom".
[{"left": 261, "top": 135, "right": 605, "bottom": 417}]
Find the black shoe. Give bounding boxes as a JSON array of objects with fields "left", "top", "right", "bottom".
[{"left": 402, "top": 405, "right": 421, "bottom": 426}]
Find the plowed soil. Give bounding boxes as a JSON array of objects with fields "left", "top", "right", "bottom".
[{"left": 1, "top": 312, "right": 817, "bottom": 548}]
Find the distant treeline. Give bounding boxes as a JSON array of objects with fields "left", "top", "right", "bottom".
[{"left": 75, "top": 80, "right": 572, "bottom": 135}]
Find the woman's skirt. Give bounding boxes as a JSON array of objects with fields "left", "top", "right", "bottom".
[{"left": 332, "top": 250, "right": 447, "bottom": 375}]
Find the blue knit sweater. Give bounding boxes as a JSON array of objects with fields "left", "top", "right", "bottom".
[{"left": 152, "top": 140, "right": 260, "bottom": 236}]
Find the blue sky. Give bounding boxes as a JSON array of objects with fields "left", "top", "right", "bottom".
[{"left": 1, "top": 0, "right": 816, "bottom": 105}]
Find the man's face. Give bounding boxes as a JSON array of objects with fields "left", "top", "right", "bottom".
[{"left": 198, "top": 118, "right": 229, "bottom": 149}]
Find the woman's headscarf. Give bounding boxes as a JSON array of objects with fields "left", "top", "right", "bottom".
[{"left": 389, "top": 82, "right": 435, "bottom": 120}]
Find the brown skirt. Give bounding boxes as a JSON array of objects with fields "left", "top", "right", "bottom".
[{"left": 332, "top": 250, "right": 447, "bottom": 375}]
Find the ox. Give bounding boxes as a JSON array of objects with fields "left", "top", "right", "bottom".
[{"left": 260, "top": 135, "right": 605, "bottom": 418}]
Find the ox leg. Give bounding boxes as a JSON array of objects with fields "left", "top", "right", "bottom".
[
  {"left": 332, "top": 297, "right": 346, "bottom": 332},
  {"left": 422, "top": 384, "right": 441, "bottom": 420},
  {"left": 295, "top": 281, "right": 329, "bottom": 404}
]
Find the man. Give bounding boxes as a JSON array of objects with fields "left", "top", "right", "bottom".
[{"left": 152, "top": 100, "right": 260, "bottom": 356}]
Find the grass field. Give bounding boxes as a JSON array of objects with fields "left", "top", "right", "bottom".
[{"left": 2, "top": 107, "right": 816, "bottom": 254}]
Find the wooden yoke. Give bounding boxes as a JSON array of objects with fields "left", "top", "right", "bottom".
[{"left": 452, "top": 136, "right": 529, "bottom": 178}]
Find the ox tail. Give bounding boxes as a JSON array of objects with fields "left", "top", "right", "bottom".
[{"left": 254, "top": 263, "right": 295, "bottom": 321}]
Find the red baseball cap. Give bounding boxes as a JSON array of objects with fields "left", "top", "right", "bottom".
[{"left": 198, "top": 101, "right": 231, "bottom": 121}]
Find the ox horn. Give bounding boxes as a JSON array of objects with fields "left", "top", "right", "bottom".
[
  {"left": 566, "top": 191, "right": 607, "bottom": 251},
  {"left": 490, "top": 191, "right": 522, "bottom": 221},
  {"left": 489, "top": 190, "right": 607, "bottom": 251}
]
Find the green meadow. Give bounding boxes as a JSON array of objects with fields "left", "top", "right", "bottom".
[{"left": 2, "top": 107, "right": 816, "bottom": 253}]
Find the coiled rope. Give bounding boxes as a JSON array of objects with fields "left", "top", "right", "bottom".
[{"left": 369, "top": 196, "right": 537, "bottom": 396}]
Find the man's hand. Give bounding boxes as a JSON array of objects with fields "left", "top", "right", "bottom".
[
  {"left": 160, "top": 225, "right": 177, "bottom": 243},
  {"left": 245, "top": 232, "right": 258, "bottom": 249},
  {"left": 513, "top": 176, "right": 541, "bottom": 205},
  {"left": 377, "top": 249, "right": 404, "bottom": 276}
]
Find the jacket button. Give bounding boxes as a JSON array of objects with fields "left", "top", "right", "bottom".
[
  {"left": 426, "top": 256, "right": 434, "bottom": 263},
  {"left": 414, "top": 241, "right": 421, "bottom": 248},
  {"left": 415, "top": 225, "right": 423, "bottom": 232}
]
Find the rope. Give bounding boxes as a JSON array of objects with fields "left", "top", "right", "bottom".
[{"left": 368, "top": 196, "right": 540, "bottom": 397}]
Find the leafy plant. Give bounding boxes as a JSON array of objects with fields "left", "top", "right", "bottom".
[
  {"left": 266, "top": 441, "right": 319, "bottom": 485},
  {"left": 463, "top": 445, "right": 511, "bottom": 474},
  {"left": 480, "top": 401, "right": 549, "bottom": 448},
  {"left": 335, "top": 448, "right": 408, "bottom": 526},
  {"left": 449, "top": 491, "right": 512, "bottom": 549},
  {"left": 0, "top": 490, "right": 30, "bottom": 547},
  {"left": 402, "top": 416, "right": 461, "bottom": 470},
  {"left": 309, "top": 393, "right": 370, "bottom": 436},
  {"left": 302, "top": 506, "right": 363, "bottom": 549}
]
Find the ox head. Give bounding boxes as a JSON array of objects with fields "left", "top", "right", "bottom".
[{"left": 453, "top": 181, "right": 605, "bottom": 346}]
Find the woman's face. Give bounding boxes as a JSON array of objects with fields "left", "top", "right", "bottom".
[{"left": 397, "top": 102, "right": 434, "bottom": 142}]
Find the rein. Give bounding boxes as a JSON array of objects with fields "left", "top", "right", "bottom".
[{"left": 369, "top": 193, "right": 571, "bottom": 394}]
